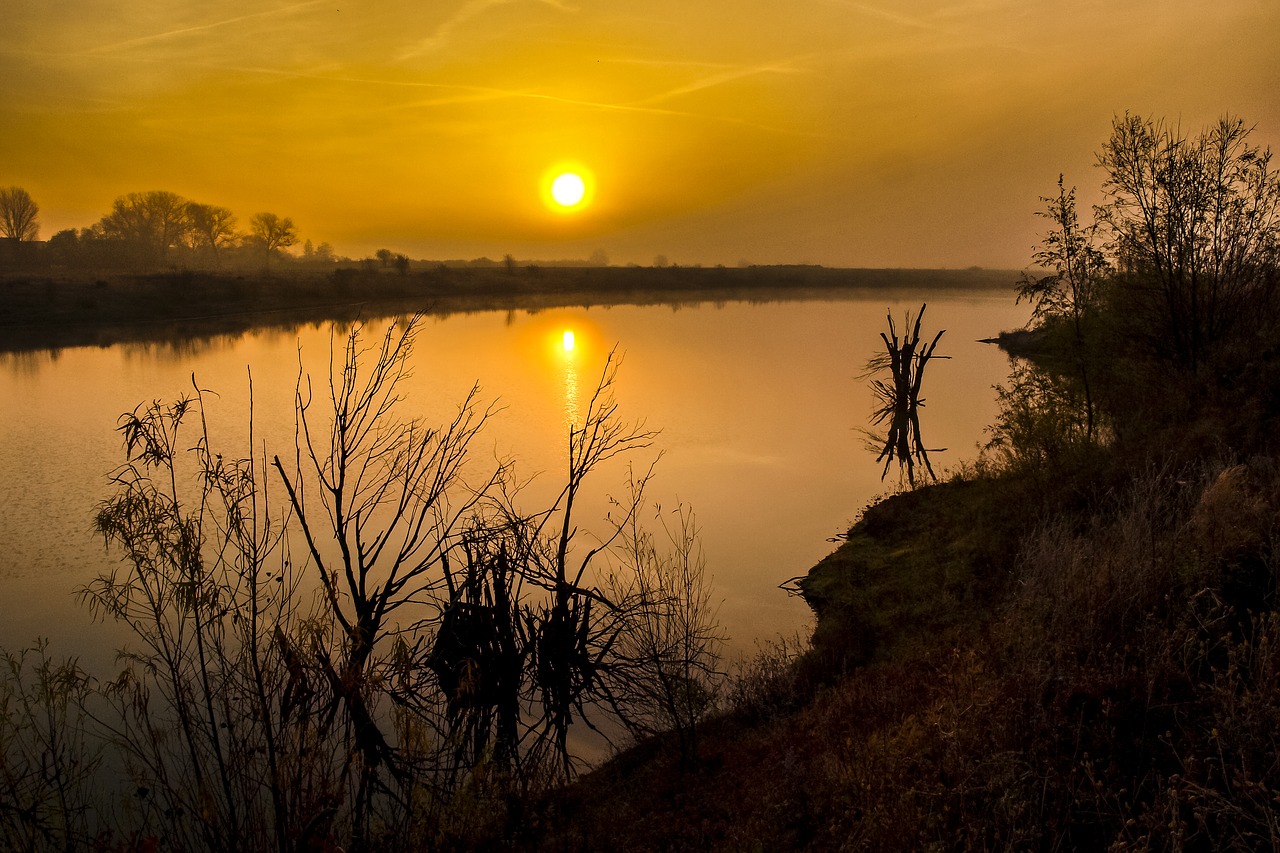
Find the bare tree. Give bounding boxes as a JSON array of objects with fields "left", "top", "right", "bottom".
[
  {"left": 514, "top": 351, "right": 661, "bottom": 778},
  {"left": 95, "top": 190, "right": 190, "bottom": 267},
  {"left": 0, "top": 186, "right": 39, "bottom": 240},
  {"left": 73, "top": 318, "right": 724, "bottom": 848},
  {"left": 345, "top": 338, "right": 705, "bottom": 787},
  {"left": 1098, "top": 113, "right": 1280, "bottom": 369},
  {"left": 1018, "top": 176, "right": 1109, "bottom": 437},
  {"left": 86, "top": 382, "right": 341, "bottom": 852},
  {"left": 272, "top": 317, "right": 506, "bottom": 839},
  {"left": 249, "top": 212, "right": 298, "bottom": 263},
  {"left": 605, "top": 491, "right": 724, "bottom": 767},
  {"left": 186, "top": 202, "right": 238, "bottom": 266},
  {"left": 0, "top": 641, "right": 100, "bottom": 850}
]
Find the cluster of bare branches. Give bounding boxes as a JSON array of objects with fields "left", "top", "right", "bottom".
[
  {"left": 48, "top": 316, "right": 724, "bottom": 850},
  {"left": 862, "top": 304, "right": 947, "bottom": 487},
  {"left": 604, "top": 485, "right": 726, "bottom": 767},
  {"left": 86, "top": 382, "right": 340, "bottom": 851},
  {"left": 1099, "top": 114, "right": 1280, "bottom": 371}
]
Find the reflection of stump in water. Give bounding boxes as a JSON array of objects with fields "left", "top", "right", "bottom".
[
  {"left": 427, "top": 542, "right": 529, "bottom": 779},
  {"left": 866, "top": 303, "right": 947, "bottom": 486}
]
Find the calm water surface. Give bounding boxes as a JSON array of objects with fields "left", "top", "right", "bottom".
[{"left": 0, "top": 289, "right": 1028, "bottom": 669}]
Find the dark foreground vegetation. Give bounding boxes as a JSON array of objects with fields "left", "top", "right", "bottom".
[{"left": 3, "top": 111, "right": 1280, "bottom": 851}]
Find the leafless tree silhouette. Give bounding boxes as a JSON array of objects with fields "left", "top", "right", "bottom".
[{"left": 0, "top": 186, "right": 39, "bottom": 240}]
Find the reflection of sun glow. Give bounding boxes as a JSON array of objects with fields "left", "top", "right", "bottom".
[
  {"left": 533, "top": 317, "right": 594, "bottom": 430},
  {"left": 563, "top": 358, "right": 579, "bottom": 428},
  {"left": 555, "top": 328, "right": 580, "bottom": 426}
]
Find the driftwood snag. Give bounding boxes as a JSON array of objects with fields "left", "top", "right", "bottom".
[{"left": 867, "top": 303, "right": 947, "bottom": 486}]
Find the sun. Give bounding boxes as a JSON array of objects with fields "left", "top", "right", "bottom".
[
  {"left": 551, "top": 172, "right": 586, "bottom": 208},
  {"left": 542, "top": 164, "right": 594, "bottom": 212}
]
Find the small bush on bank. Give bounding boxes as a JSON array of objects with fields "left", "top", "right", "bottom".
[{"left": 725, "top": 634, "right": 813, "bottom": 722}]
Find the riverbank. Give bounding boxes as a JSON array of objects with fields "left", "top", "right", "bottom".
[
  {"left": 0, "top": 265, "right": 1014, "bottom": 353},
  {"left": 505, "top": 304, "right": 1280, "bottom": 850},
  {"left": 519, "top": 454, "right": 1280, "bottom": 851}
]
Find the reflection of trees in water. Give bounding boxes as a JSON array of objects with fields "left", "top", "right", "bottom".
[
  {"left": 862, "top": 304, "right": 947, "bottom": 487},
  {"left": 0, "top": 267, "right": 1014, "bottom": 358},
  {"left": 0, "top": 348, "right": 61, "bottom": 376},
  {"left": 122, "top": 333, "right": 244, "bottom": 363}
]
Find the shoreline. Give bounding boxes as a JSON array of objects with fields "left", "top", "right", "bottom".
[{"left": 0, "top": 265, "right": 1017, "bottom": 353}]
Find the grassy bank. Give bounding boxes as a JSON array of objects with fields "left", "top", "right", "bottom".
[
  {"left": 503, "top": 255, "right": 1280, "bottom": 849},
  {"left": 0, "top": 264, "right": 1013, "bottom": 352},
  {"left": 509, "top": 447, "right": 1280, "bottom": 851}
]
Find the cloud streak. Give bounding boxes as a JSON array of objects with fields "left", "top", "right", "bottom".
[
  {"left": 400, "top": 0, "right": 576, "bottom": 60},
  {"left": 633, "top": 56, "right": 811, "bottom": 106},
  {"left": 88, "top": 1, "right": 331, "bottom": 54}
]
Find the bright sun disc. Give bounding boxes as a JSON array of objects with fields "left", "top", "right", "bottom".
[
  {"left": 562, "top": 330, "right": 576, "bottom": 351},
  {"left": 550, "top": 172, "right": 586, "bottom": 207}
]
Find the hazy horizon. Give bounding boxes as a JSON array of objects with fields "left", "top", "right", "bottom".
[{"left": 4, "top": 1, "right": 1277, "bottom": 268}]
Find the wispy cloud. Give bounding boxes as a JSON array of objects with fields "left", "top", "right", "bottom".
[
  {"left": 79, "top": 51, "right": 827, "bottom": 137},
  {"left": 840, "top": 0, "right": 1037, "bottom": 55},
  {"left": 88, "top": 1, "right": 330, "bottom": 54},
  {"left": 399, "top": 0, "right": 576, "bottom": 60},
  {"left": 633, "top": 56, "right": 811, "bottom": 106},
  {"left": 840, "top": 1, "right": 943, "bottom": 32}
]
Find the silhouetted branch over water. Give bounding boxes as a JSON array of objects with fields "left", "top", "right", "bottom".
[{"left": 863, "top": 303, "right": 947, "bottom": 486}]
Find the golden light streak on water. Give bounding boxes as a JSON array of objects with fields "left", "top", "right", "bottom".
[{"left": 563, "top": 341, "right": 580, "bottom": 430}]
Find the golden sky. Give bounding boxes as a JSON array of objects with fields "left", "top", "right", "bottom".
[{"left": 3, "top": 0, "right": 1277, "bottom": 267}]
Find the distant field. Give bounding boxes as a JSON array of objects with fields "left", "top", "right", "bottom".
[{"left": 0, "top": 265, "right": 1017, "bottom": 353}]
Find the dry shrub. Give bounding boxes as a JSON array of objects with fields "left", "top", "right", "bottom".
[
  {"left": 822, "top": 649, "right": 1042, "bottom": 851},
  {"left": 975, "top": 459, "right": 1280, "bottom": 849},
  {"left": 1114, "top": 610, "right": 1280, "bottom": 850},
  {"left": 804, "top": 458, "right": 1280, "bottom": 850},
  {"left": 1007, "top": 463, "right": 1198, "bottom": 656},
  {"left": 1189, "top": 463, "right": 1274, "bottom": 567},
  {"left": 725, "top": 635, "right": 811, "bottom": 722}
]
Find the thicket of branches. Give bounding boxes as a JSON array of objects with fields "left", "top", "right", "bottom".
[
  {"left": 1000, "top": 112, "right": 1280, "bottom": 466},
  {"left": 1, "top": 317, "right": 723, "bottom": 851},
  {"left": 851, "top": 113, "right": 1280, "bottom": 850}
]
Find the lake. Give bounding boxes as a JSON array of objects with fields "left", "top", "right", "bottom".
[{"left": 0, "top": 287, "right": 1029, "bottom": 671}]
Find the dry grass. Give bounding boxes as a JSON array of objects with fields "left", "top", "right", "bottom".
[{"left": 510, "top": 455, "right": 1280, "bottom": 851}]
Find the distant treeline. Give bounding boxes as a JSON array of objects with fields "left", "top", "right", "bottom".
[
  {"left": 0, "top": 188, "right": 320, "bottom": 272},
  {"left": 0, "top": 186, "right": 617, "bottom": 274},
  {"left": 0, "top": 264, "right": 1015, "bottom": 354}
]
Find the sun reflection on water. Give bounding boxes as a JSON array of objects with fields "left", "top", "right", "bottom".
[{"left": 561, "top": 329, "right": 579, "bottom": 429}]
